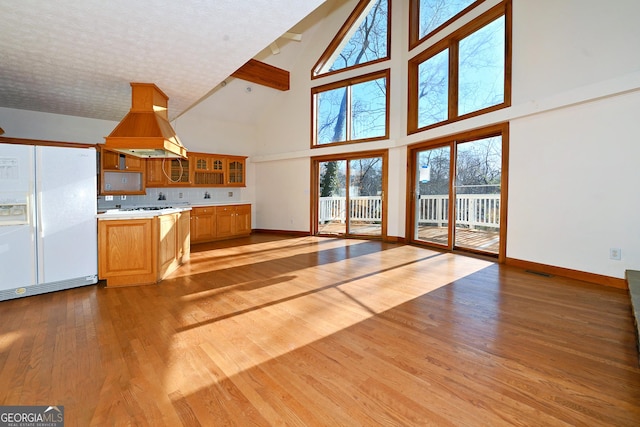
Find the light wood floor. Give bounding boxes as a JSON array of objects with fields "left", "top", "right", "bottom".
[{"left": 1, "top": 234, "right": 639, "bottom": 426}]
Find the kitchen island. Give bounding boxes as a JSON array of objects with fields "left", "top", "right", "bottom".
[{"left": 97, "top": 207, "right": 191, "bottom": 287}]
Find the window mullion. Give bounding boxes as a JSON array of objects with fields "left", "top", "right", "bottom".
[
  {"left": 448, "top": 40, "right": 459, "bottom": 121},
  {"left": 346, "top": 85, "right": 353, "bottom": 141}
]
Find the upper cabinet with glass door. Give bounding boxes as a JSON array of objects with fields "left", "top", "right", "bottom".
[
  {"left": 145, "top": 152, "right": 246, "bottom": 188},
  {"left": 226, "top": 157, "right": 246, "bottom": 187},
  {"left": 192, "top": 154, "right": 226, "bottom": 186}
]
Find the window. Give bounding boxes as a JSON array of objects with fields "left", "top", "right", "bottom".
[
  {"left": 410, "top": 0, "right": 485, "bottom": 49},
  {"left": 408, "top": 1, "right": 511, "bottom": 134},
  {"left": 417, "top": 47, "right": 449, "bottom": 128},
  {"left": 312, "top": 0, "right": 390, "bottom": 78},
  {"left": 458, "top": 15, "right": 505, "bottom": 115},
  {"left": 313, "top": 70, "right": 389, "bottom": 147}
]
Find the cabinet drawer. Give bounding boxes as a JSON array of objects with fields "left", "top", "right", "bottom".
[{"left": 192, "top": 207, "right": 214, "bottom": 214}]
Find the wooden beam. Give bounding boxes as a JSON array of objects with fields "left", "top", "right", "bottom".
[{"left": 231, "top": 59, "right": 290, "bottom": 91}]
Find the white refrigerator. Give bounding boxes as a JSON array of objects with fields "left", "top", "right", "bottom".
[{"left": 0, "top": 143, "right": 98, "bottom": 301}]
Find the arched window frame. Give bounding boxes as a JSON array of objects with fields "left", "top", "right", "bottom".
[{"left": 312, "top": 0, "right": 391, "bottom": 80}]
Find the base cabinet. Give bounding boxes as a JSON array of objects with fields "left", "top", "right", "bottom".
[
  {"left": 191, "top": 204, "right": 251, "bottom": 243},
  {"left": 98, "top": 211, "right": 190, "bottom": 287},
  {"left": 191, "top": 207, "right": 216, "bottom": 243}
]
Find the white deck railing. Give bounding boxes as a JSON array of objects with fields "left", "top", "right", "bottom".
[
  {"left": 319, "top": 194, "right": 500, "bottom": 229},
  {"left": 319, "top": 196, "right": 381, "bottom": 223}
]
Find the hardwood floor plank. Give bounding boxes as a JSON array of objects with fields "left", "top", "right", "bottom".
[{"left": 0, "top": 234, "right": 639, "bottom": 426}]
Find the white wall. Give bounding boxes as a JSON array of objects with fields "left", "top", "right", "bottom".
[
  {"left": 254, "top": 158, "right": 311, "bottom": 232},
  {"left": 508, "top": 91, "right": 640, "bottom": 277},
  {"left": 174, "top": 94, "right": 259, "bottom": 156},
  {"left": 512, "top": 0, "right": 640, "bottom": 105},
  {"left": 0, "top": 106, "right": 115, "bottom": 143}
]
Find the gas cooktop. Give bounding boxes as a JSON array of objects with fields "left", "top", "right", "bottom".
[{"left": 121, "top": 206, "right": 172, "bottom": 211}]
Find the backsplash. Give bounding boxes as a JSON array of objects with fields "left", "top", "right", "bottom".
[{"left": 98, "top": 187, "right": 243, "bottom": 210}]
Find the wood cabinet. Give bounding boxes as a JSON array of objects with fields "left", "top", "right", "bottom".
[
  {"left": 101, "top": 149, "right": 144, "bottom": 171},
  {"left": 216, "top": 204, "right": 251, "bottom": 238},
  {"left": 190, "top": 204, "right": 251, "bottom": 243},
  {"left": 226, "top": 156, "right": 246, "bottom": 187},
  {"left": 145, "top": 158, "right": 190, "bottom": 187},
  {"left": 234, "top": 204, "right": 252, "bottom": 235},
  {"left": 190, "top": 206, "right": 217, "bottom": 243},
  {"left": 98, "top": 210, "right": 190, "bottom": 287},
  {"left": 192, "top": 154, "right": 226, "bottom": 185},
  {"left": 100, "top": 149, "right": 244, "bottom": 191},
  {"left": 99, "top": 147, "right": 146, "bottom": 195},
  {"left": 145, "top": 152, "right": 245, "bottom": 188},
  {"left": 145, "top": 159, "right": 166, "bottom": 187}
]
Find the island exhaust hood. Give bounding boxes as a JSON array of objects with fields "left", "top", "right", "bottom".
[{"left": 104, "top": 83, "right": 187, "bottom": 159}]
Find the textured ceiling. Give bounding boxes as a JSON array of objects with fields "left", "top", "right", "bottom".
[{"left": 0, "top": 0, "right": 326, "bottom": 121}]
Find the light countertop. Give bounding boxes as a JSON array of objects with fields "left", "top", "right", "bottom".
[
  {"left": 96, "top": 206, "right": 191, "bottom": 220},
  {"left": 96, "top": 202, "right": 251, "bottom": 220}
]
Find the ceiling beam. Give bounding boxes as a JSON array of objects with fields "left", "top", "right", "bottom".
[{"left": 231, "top": 59, "right": 290, "bottom": 91}]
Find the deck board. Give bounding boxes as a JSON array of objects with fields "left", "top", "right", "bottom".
[{"left": 319, "top": 222, "right": 500, "bottom": 253}]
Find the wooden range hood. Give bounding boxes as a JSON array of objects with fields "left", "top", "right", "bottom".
[{"left": 104, "top": 83, "right": 187, "bottom": 159}]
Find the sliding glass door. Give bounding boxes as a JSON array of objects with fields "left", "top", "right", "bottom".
[
  {"left": 454, "top": 137, "right": 502, "bottom": 253},
  {"left": 318, "top": 160, "right": 347, "bottom": 235},
  {"left": 314, "top": 152, "right": 387, "bottom": 238},
  {"left": 415, "top": 145, "right": 451, "bottom": 246},
  {"left": 410, "top": 125, "right": 507, "bottom": 257}
]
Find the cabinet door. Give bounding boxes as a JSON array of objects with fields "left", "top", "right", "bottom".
[
  {"left": 227, "top": 159, "right": 245, "bottom": 186},
  {"left": 146, "top": 159, "right": 167, "bottom": 187},
  {"left": 216, "top": 206, "right": 235, "bottom": 238},
  {"left": 124, "top": 156, "right": 143, "bottom": 171},
  {"left": 98, "top": 218, "right": 156, "bottom": 283},
  {"left": 101, "top": 149, "right": 121, "bottom": 170},
  {"left": 102, "top": 149, "right": 143, "bottom": 171},
  {"left": 167, "top": 158, "right": 191, "bottom": 185},
  {"left": 235, "top": 204, "right": 252, "bottom": 235},
  {"left": 193, "top": 155, "right": 225, "bottom": 185},
  {"left": 191, "top": 207, "right": 216, "bottom": 242}
]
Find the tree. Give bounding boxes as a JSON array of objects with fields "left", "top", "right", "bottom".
[
  {"left": 320, "top": 161, "right": 340, "bottom": 197},
  {"left": 350, "top": 157, "right": 382, "bottom": 196}
]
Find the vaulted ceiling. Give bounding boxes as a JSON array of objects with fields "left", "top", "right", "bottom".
[{"left": 0, "top": 0, "right": 327, "bottom": 122}]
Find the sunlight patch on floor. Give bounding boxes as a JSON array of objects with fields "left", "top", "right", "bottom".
[{"left": 164, "top": 241, "right": 494, "bottom": 395}]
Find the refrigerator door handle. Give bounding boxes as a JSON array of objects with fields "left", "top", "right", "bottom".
[{"left": 35, "top": 176, "right": 45, "bottom": 282}]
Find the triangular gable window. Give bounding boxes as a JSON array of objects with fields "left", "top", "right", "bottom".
[{"left": 312, "top": 0, "right": 390, "bottom": 79}]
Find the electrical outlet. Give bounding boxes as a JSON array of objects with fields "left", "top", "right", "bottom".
[
  {"left": 120, "top": 195, "right": 126, "bottom": 200},
  {"left": 105, "top": 195, "right": 113, "bottom": 201},
  {"left": 228, "top": 191, "right": 233, "bottom": 197},
  {"left": 609, "top": 248, "right": 621, "bottom": 260}
]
